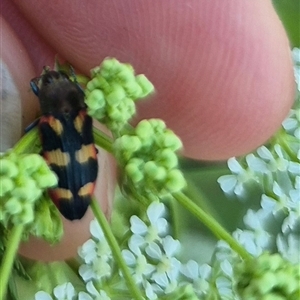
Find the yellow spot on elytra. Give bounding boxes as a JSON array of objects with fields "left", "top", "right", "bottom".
[
  {"left": 54, "top": 188, "right": 73, "bottom": 200},
  {"left": 74, "top": 114, "right": 84, "bottom": 134},
  {"left": 78, "top": 182, "right": 94, "bottom": 197},
  {"left": 45, "top": 149, "right": 70, "bottom": 167},
  {"left": 49, "top": 117, "right": 64, "bottom": 135},
  {"left": 75, "top": 144, "right": 96, "bottom": 163}
]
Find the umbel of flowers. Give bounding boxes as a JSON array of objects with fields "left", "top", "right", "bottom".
[
  {"left": 85, "top": 58, "right": 186, "bottom": 203},
  {"left": 234, "top": 252, "right": 300, "bottom": 299},
  {"left": 114, "top": 119, "right": 186, "bottom": 202},
  {"left": 85, "top": 58, "right": 154, "bottom": 132},
  {"left": 0, "top": 152, "right": 57, "bottom": 226}
]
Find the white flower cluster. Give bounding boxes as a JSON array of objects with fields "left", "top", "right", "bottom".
[
  {"left": 122, "top": 202, "right": 181, "bottom": 299},
  {"left": 35, "top": 219, "right": 113, "bottom": 300},
  {"left": 121, "top": 202, "right": 227, "bottom": 299},
  {"left": 207, "top": 48, "right": 300, "bottom": 298},
  {"left": 35, "top": 282, "right": 110, "bottom": 300},
  {"left": 78, "top": 220, "right": 113, "bottom": 282}
]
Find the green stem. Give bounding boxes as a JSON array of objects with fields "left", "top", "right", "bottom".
[
  {"left": 90, "top": 198, "right": 144, "bottom": 300},
  {"left": 0, "top": 225, "right": 24, "bottom": 300},
  {"left": 13, "top": 128, "right": 39, "bottom": 154},
  {"left": 173, "top": 191, "right": 252, "bottom": 260},
  {"left": 93, "top": 128, "right": 114, "bottom": 153}
]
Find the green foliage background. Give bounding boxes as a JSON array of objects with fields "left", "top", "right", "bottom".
[{"left": 272, "top": 0, "right": 300, "bottom": 47}]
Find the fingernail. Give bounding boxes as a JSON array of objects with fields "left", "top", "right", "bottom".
[{"left": 0, "top": 60, "right": 22, "bottom": 151}]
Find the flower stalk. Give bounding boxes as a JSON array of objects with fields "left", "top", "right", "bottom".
[
  {"left": 90, "top": 198, "right": 144, "bottom": 300},
  {"left": 13, "top": 127, "right": 39, "bottom": 154},
  {"left": 0, "top": 225, "right": 24, "bottom": 300},
  {"left": 173, "top": 191, "right": 252, "bottom": 260}
]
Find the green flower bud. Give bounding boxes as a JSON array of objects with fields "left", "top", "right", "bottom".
[
  {"left": 91, "top": 108, "right": 106, "bottom": 121},
  {"left": 123, "top": 81, "right": 143, "bottom": 99},
  {"left": 4, "top": 197, "right": 22, "bottom": 214},
  {"left": 165, "top": 169, "right": 186, "bottom": 192},
  {"left": 135, "top": 74, "right": 155, "bottom": 98},
  {"left": 0, "top": 153, "right": 58, "bottom": 226},
  {"left": 157, "top": 130, "right": 183, "bottom": 150},
  {"left": 12, "top": 178, "right": 41, "bottom": 202},
  {"left": 0, "top": 159, "right": 18, "bottom": 177},
  {"left": 86, "top": 58, "right": 154, "bottom": 130},
  {"left": 18, "top": 154, "right": 43, "bottom": 175},
  {"left": 144, "top": 161, "right": 158, "bottom": 178},
  {"left": 149, "top": 119, "right": 166, "bottom": 133},
  {"left": 15, "top": 203, "right": 34, "bottom": 225},
  {"left": 0, "top": 177, "right": 14, "bottom": 196},
  {"left": 125, "top": 162, "right": 144, "bottom": 183},
  {"left": 135, "top": 120, "right": 155, "bottom": 140},
  {"left": 85, "top": 89, "right": 106, "bottom": 110},
  {"left": 100, "top": 57, "right": 121, "bottom": 75},
  {"left": 144, "top": 161, "right": 167, "bottom": 182},
  {"left": 106, "top": 85, "right": 126, "bottom": 106},
  {"left": 32, "top": 172, "right": 57, "bottom": 189},
  {"left": 116, "top": 136, "right": 142, "bottom": 155},
  {"left": 156, "top": 148, "right": 178, "bottom": 169},
  {"left": 115, "top": 118, "right": 185, "bottom": 200},
  {"left": 86, "top": 77, "right": 100, "bottom": 91},
  {"left": 235, "top": 253, "right": 300, "bottom": 300}
]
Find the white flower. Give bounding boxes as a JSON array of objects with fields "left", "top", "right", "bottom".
[
  {"left": 215, "top": 276, "right": 234, "bottom": 298},
  {"left": 35, "top": 291, "right": 53, "bottom": 300},
  {"left": 79, "top": 257, "right": 111, "bottom": 282},
  {"left": 130, "top": 201, "right": 168, "bottom": 245},
  {"left": 78, "top": 293, "right": 93, "bottom": 300},
  {"left": 217, "top": 157, "right": 256, "bottom": 196},
  {"left": 78, "top": 219, "right": 113, "bottom": 283},
  {"left": 256, "top": 145, "right": 289, "bottom": 172},
  {"left": 53, "top": 283, "right": 76, "bottom": 300},
  {"left": 122, "top": 246, "right": 155, "bottom": 284},
  {"left": 90, "top": 219, "right": 105, "bottom": 241},
  {"left": 292, "top": 47, "right": 300, "bottom": 89},
  {"left": 78, "top": 220, "right": 111, "bottom": 264},
  {"left": 181, "top": 260, "right": 211, "bottom": 281},
  {"left": 146, "top": 236, "right": 181, "bottom": 291},
  {"left": 180, "top": 261, "right": 211, "bottom": 295},
  {"left": 233, "top": 227, "right": 270, "bottom": 257},
  {"left": 277, "top": 233, "right": 300, "bottom": 264},
  {"left": 144, "top": 281, "right": 158, "bottom": 300},
  {"left": 78, "top": 239, "right": 98, "bottom": 264},
  {"left": 83, "top": 282, "right": 111, "bottom": 300}
]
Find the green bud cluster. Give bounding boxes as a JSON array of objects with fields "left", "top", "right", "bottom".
[
  {"left": 114, "top": 119, "right": 186, "bottom": 201},
  {"left": 234, "top": 252, "right": 300, "bottom": 300},
  {"left": 0, "top": 153, "right": 57, "bottom": 226},
  {"left": 85, "top": 58, "right": 154, "bottom": 131}
]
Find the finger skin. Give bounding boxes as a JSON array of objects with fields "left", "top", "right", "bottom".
[
  {"left": 1, "top": 17, "right": 38, "bottom": 150},
  {"left": 13, "top": 0, "right": 296, "bottom": 160},
  {"left": 2, "top": 0, "right": 56, "bottom": 72}
]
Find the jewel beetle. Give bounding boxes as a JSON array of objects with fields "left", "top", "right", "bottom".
[{"left": 30, "top": 68, "right": 98, "bottom": 220}]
